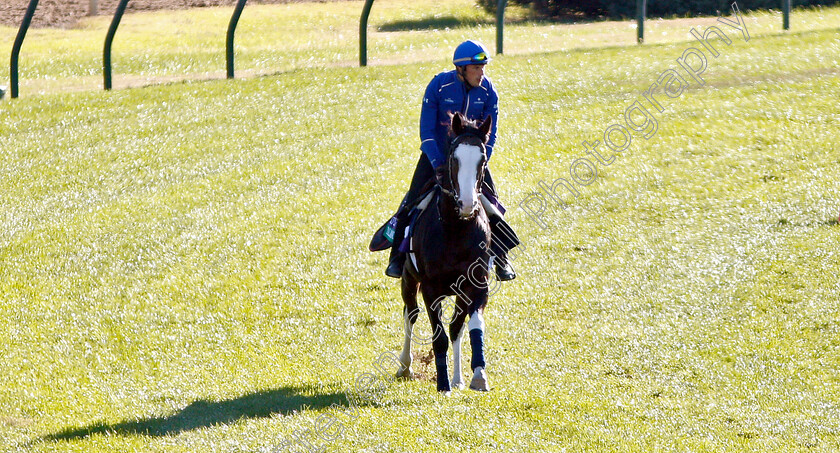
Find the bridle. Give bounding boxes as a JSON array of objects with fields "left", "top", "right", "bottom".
[{"left": 439, "top": 132, "right": 487, "bottom": 216}]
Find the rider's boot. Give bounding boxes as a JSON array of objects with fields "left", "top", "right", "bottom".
[
  {"left": 386, "top": 246, "right": 406, "bottom": 278},
  {"left": 493, "top": 251, "right": 516, "bottom": 281},
  {"left": 385, "top": 210, "right": 409, "bottom": 278},
  {"left": 486, "top": 210, "right": 519, "bottom": 282}
]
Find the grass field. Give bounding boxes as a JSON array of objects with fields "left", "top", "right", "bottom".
[
  {"left": 2, "top": 0, "right": 840, "bottom": 92},
  {"left": 1, "top": 1, "right": 840, "bottom": 452}
]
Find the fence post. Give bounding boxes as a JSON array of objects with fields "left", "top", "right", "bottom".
[
  {"left": 104, "top": 0, "right": 131, "bottom": 90},
  {"left": 227, "top": 0, "right": 248, "bottom": 79},
  {"left": 782, "top": 0, "right": 790, "bottom": 30},
  {"left": 636, "top": 0, "right": 646, "bottom": 43},
  {"left": 360, "top": 0, "right": 375, "bottom": 66},
  {"left": 10, "top": 0, "right": 40, "bottom": 99},
  {"left": 89, "top": 0, "right": 99, "bottom": 16},
  {"left": 496, "top": 0, "right": 507, "bottom": 55}
]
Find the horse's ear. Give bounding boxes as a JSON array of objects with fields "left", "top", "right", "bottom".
[
  {"left": 451, "top": 112, "right": 464, "bottom": 136},
  {"left": 478, "top": 114, "right": 493, "bottom": 143}
]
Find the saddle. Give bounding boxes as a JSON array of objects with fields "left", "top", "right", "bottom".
[{"left": 369, "top": 183, "right": 516, "bottom": 254}]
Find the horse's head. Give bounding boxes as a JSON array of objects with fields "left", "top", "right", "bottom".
[{"left": 445, "top": 113, "right": 491, "bottom": 219}]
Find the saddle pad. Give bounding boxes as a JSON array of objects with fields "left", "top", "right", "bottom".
[
  {"left": 369, "top": 217, "right": 396, "bottom": 252},
  {"left": 368, "top": 190, "right": 437, "bottom": 253}
]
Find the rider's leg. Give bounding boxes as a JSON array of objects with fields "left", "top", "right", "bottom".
[
  {"left": 482, "top": 169, "right": 517, "bottom": 281},
  {"left": 386, "top": 154, "right": 435, "bottom": 278}
]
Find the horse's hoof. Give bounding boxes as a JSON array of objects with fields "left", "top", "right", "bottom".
[
  {"left": 396, "top": 367, "right": 413, "bottom": 379},
  {"left": 451, "top": 379, "right": 465, "bottom": 390},
  {"left": 440, "top": 390, "right": 452, "bottom": 397},
  {"left": 469, "top": 367, "right": 490, "bottom": 392}
]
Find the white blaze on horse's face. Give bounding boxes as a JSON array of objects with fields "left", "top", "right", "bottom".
[{"left": 452, "top": 142, "right": 484, "bottom": 218}]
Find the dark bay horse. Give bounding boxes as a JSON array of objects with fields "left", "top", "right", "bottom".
[{"left": 396, "top": 113, "right": 494, "bottom": 393}]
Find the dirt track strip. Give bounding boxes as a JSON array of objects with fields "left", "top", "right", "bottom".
[{"left": 0, "top": 0, "right": 346, "bottom": 29}]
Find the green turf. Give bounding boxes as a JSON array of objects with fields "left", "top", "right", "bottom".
[
  {"left": 2, "top": 0, "right": 839, "bottom": 92},
  {"left": 1, "top": 1, "right": 839, "bottom": 452}
]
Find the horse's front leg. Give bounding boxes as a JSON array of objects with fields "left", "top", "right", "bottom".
[
  {"left": 424, "top": 291, "right": 451, "bottom": 393},
  {"left": 468, "top": 307, "right": 490, "bottom": 391}
]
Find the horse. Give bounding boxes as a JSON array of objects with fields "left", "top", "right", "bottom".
[{"left": 396, "top": 113, "right": 494, "bottom": 393}]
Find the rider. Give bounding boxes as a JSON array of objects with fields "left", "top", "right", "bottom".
[{"left": 385, "top": 40, "right": 517, "bottom": 281}]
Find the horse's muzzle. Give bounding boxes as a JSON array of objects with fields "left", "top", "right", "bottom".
[{"left": 457, "top": 200, "right": 479, "bottom": 219}]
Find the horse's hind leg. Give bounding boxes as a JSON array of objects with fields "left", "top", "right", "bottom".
[
  {"left": 449, "top": 300, "right": 469, "bottom": 390},
  {"left": 397, "top": 276, "right": 419, "bottom": 379}
]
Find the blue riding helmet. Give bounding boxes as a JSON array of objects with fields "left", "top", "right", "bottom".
[{"left": 453, "top": 40, "right": 491, "bottom": 67}]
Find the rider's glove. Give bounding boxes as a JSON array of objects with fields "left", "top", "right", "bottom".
[{"left": 434, "top": 165, "right": 447, "bottom": 186}]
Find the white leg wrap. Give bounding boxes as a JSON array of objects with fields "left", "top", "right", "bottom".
[{"left": 468, "top": 311, "right": 485, "bottom": 332}]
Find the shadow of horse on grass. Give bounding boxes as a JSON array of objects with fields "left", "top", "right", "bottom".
[{"left": 41, "top": 384, "right": 353, "bottom": 441}]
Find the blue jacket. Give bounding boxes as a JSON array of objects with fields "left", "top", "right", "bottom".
[{"left": 419, "top": 70, "right": 499, "bottom": 169}]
